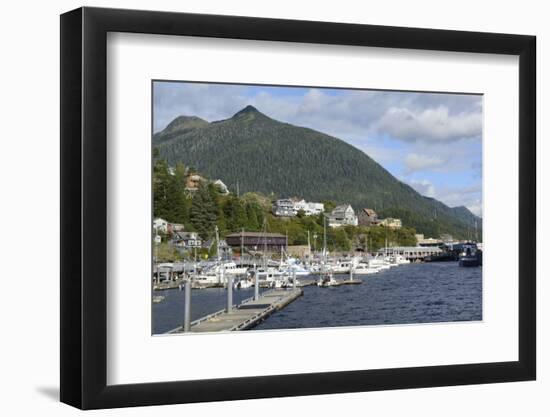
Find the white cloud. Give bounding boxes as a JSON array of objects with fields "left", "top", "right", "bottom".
[
  {"left": 407, "top": 179, "right": 437, "bottom": 198},
  {"left": 373, "top": 105, "right": 482, "bottom": 143},
  {"left": 153, "top": 82, "right": 483, "bottom": 146},
  {"left": 404, "top": 153, "right": 447, "bottom": 173},
  {"left": 404, "top": 179, "right": 482, "bottom": 217}
]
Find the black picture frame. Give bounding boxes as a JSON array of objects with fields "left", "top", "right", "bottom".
[{"left": 60, "top": 6, "right": 536, "bottom": 410}]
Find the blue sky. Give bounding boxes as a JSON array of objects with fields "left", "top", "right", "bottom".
[{"left": 153, "top": 81, "right": 483, "bottom": 216}]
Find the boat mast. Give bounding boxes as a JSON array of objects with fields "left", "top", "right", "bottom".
[
  {"left": 241, "top": 228, "right": 244, "bottom": 259},
  {"left": 215, "top": 225, "right": 220, "bottom": 263},
  {"left": 262, "top": 219, "right": 268, "bottom": 270},
  {"left": 323, "top": 216, "right": 328, "bottom": 276}
]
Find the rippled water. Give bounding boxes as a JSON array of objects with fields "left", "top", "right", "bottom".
[
  {"left": 153, "top": 286, "right": 262, "bottom": 334},
  {"left": 153, "top": 262, "right": 481, "bottom": 334}
]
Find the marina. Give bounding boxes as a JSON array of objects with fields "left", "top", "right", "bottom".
[{"left": 153, "top": 262, "right": 481, "bottom": 334}]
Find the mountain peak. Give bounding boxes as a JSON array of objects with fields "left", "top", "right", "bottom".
[
  {"left": 232, "top": 105, "right": 263, "bottom": 118},
  {"left": 163, "top": 115, "right": 209, "bottom": 134}
]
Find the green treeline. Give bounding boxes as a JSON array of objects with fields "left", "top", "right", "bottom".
[{"left": 154, "top": 158, "right": 417, "bottom": 252}]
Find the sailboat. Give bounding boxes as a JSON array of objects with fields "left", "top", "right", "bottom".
[{"left": 317, "top": 216, "right": 338, "bottom": 287}]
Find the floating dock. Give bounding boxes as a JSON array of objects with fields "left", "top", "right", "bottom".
[{"left": 168, "top": 288, "right": 303, "bottom": 333}]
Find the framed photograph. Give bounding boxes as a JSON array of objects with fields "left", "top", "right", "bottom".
[{"left": 60, "top": 6, "right": 536, "bottom": 409}]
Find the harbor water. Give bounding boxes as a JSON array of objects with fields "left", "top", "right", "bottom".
[{"left": 153, "top": 262, "right": 481, "bottom": 334}]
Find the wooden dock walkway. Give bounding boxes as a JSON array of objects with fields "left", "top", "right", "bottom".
[{"left": 168, "top": 288, "right": 303, "bottom": 334}]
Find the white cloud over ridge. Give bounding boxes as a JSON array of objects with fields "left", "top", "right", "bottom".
[
  {"left": 406, "top": 178, "right": 482, "bottom": 217},
  {"left": 373, "top": 106, "right": 482, "bottom": 143},
  {"left": 404, "top": 153, "right": 447, "bottom": 174}
]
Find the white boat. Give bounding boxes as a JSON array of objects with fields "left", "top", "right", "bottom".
[
  {"left": 353, "top": 262, "right": 379, "bottom": 275},
  {"left": 394, "top": 254, "right": 410, "bottom": 265},
  {"left": 317, "top": 272, "right": 338, "bottom": 287},
  {"left": 367, "top": 258, "right": 391, "bottom": 271},
  {"left": 330, "top": 259, "right": 353, "bottom": 274},
  {"left": 280, "top": 260, "right": 311, "bottom": 276},
  {"left": 233, "top": 278, "right": 253, "bottom": 289},
  {"left": 256, "top": 267, "right": 286, "bottom": 282},
  {"left": 209, "top": 261, "right": 247, "bottom": 276},
  {"left": 194, "top": 270, "right": 221, "bottom": 284}
]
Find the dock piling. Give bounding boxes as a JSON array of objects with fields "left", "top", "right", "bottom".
[
  {"left": 254, "top": 263, "right": 259, "bottom": 301},
  {"left": 183, "top": 279, "right": 191, "bottom": 332},
  {"left": 227, "top": 274, "right": 233, "bottom": 312}
]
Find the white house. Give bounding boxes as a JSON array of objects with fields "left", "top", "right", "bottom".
[
  {"left": 213, "top": 179, "right": 230, "bottom": 195},
  {"left": 272, "top": 199, "right": 296, "bottom": 217},
  {"left": 293, "top": 199, "right": 324, "bottom": 216},
  {"left": 327, "top": 205, "right": 358, "bottom": 227},
  {"left": 153, "top": 217, "right": 168, "bottom": 233},
  {"left": 273, "top": 198, "right": 324, "bottom": 217},
  {"left": 172, "top": 231, "right": 202, "bottom": 248}
]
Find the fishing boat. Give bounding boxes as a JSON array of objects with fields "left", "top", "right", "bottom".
[{"left": 458, "top": 243, "right": 481, "bottom": 267}]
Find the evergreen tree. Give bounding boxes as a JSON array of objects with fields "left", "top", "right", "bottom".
[
  {"left": 169, "top": 162, "right": 189, "bottom": 224},
  {"left": 190, "top": 183, "right": 218, "bottom": 239},
  {"left": 245, "top": 202, "right": 260, "bottom": 230}
]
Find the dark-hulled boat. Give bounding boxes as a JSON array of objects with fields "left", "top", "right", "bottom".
[{"left": 458, "top": 243, "right": 481, "bottom": 267}]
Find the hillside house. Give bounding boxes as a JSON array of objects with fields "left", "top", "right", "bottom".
[
  {"left": 213, "top": 179, "right": 230, "bottom": 195},
  {"left": 172, "top": 231, "right": 202, "bottom": 248},
  {"left": 272, "top": 199, "right": 296, "bottom": 217},
  {"left": 185, "top": 174, "right": 205, "bottom": 191},
  {"left": 153, "top": 217, "right": 168, "bottom": 233},
  {"left": 167, "top": 223, "right": 185, "bottom": 234},
  {"left": 292, "top": 199, "right": 324, "bottom": 216},
  {"left": 358, "top": 208, "right": 379, "bottom": 226},
  {"left": 272, "top": 198, "right": 324, "bottom": 217},
  {"left": 327, "top": 205, "right": 358, "bottom": 227},
  {"left": 378, "top": 217, "right": 402, "bottom": 229}
]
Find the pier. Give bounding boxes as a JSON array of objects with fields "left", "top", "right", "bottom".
[{"left": 168, "top": 288, "right": 303, "bottom": 333}]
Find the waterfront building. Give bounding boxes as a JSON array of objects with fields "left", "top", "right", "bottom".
[
  {"left": 153, "top": 217, "right": 168, "bottom": 233},
  {"left": 381, "top": 246, "right": 443, "bottom": 261},
  {"left": 286, "top": 245, "right": 312, "bottom": 258},
  {"left": 225, "top": 231, "right": 287, "bottom": 253},
  {"left": 358, "top": 208, "right": 379, "bottom": 226},
  {"left": 327, "top": 205, "right": 358, "bottom": 227}
]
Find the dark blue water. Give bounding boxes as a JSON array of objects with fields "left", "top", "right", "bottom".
[
  {"left": 153, "top": 262, "right": 481, "bottom": 334},
  {"left": 153, "top": 287, "right": 264, "bottom": 334}
]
